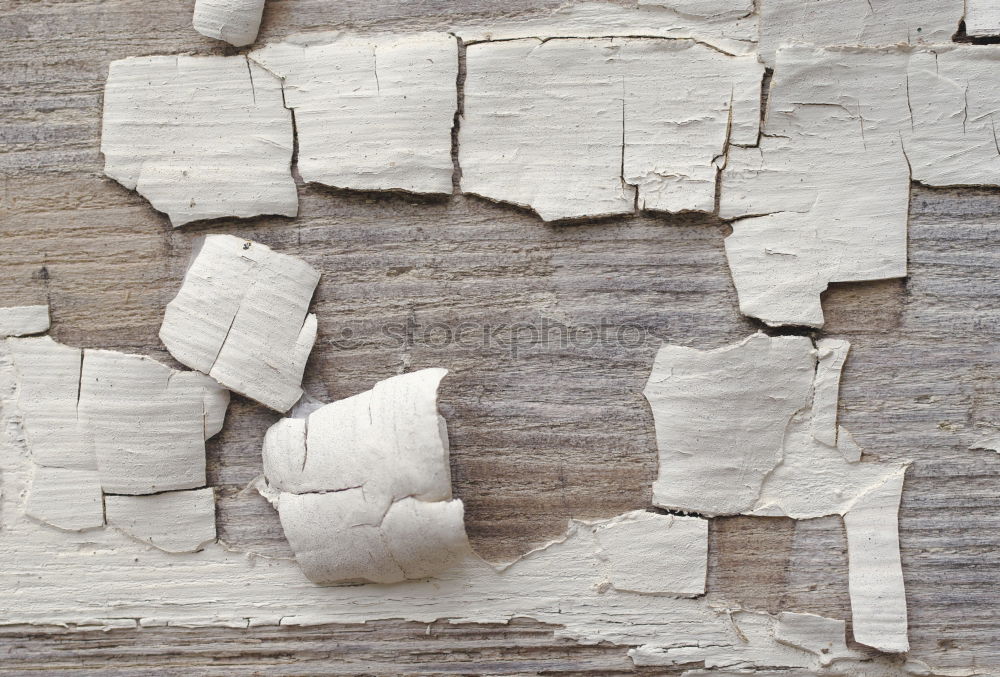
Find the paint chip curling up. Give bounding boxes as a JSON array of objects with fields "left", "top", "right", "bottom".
[
  {"left": 460, "top": 37, "right": 763, "bottom": 221},
  {"left": 260, "top": 368, "right": 469, "bottom": 584},
  {"left": 160, "top": 234, "right": 320, "bottom": 413},
  {"left": 193, "top": 0, "right": 266, "bottom": 47},
  {"left": 644, "top": 333, "right": 910, "bottom": 653},
  {"left": 250, "top": 32, "right": 457, "bottom": 195},
  {"left": 101, "top": 55, "right": 297, "bottom": 227},
  {"left": 721, "top": 45, "right": 1000, "bottom": 327},
  {"left": 0, "top": 306, "right": 49, "bottom": 337},
  {"left": 3, "top": 332, "right": 227, "bottom": 546}
]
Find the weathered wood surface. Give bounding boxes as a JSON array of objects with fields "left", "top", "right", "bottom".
[{"left": 1, "top": 0, "right": 999, "bottom": 674}]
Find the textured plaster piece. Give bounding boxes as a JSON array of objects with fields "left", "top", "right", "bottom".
[
  {"left": 25, "top": 467, "right": 104, "bottom": 531},
  {"left": 644, "top": 333, "right": 910, "bottom": 652},
  {"left": 160, "top": 234, "right": 320, "bottom": 413},
  {"left": 593, "top": 511, "right": 708, "bottom": 597},
  {"left": 79, "top": 350, "right": 227, "bottom": 495},
  {"left": 0, "top": 306, "right": 49, "bottom": 337},
  {"left": 644, "top": 334, "right": 816, "bottom": 516},
  {"left": 250, "top": 33, "right": 457, "bottom": 195},
  {"left": 262, "top": 369, "right": 469, "bottom": 584},
  {"left": 193, "top": 0, "right": 265, "bottom": 47},
  {"left": 966, "top": 0, "right": 1000, "bottom": 37},
  {"left": 101, "top": 55, "right": 297, "bottom": 227},
  {"left": 105, "top": 488, "right": 217, "bottom": 553},
  {"left": 460, "top": 38, "right": 763, "bottom": 221},
  {"left": 774, "top": 611, "right": 855, "bottom": 665},
  {"left": 757, "top": 0, "right": 962, "bottom": 67},
  {"left": 451, "top": 2, "right": 758, "bottom": 56}
]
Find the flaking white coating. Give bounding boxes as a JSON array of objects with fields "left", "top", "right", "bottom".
[
  {"left": 25, "top": 466, "right": 104, "bottom": 532},
  {"left": 105, "top": 488, "right": 217, "bottom": 553},
  {"left": 965, "top": 0, "right": 1000, "bottom": 37},
  {"left": 594, "top": 511, "right": 708, "bottom": 597},
  {"left": 756, "top": 0, "right": 962, "bottom": 68},
  {"left": 250, "top": 33, "right": 458, "bottom": 195},
  {"left": 460, "top": 37, "right": 762, "bottom": 221},
  {"left": 0, "top": 306, "right": 49, "bottom": 337},
  {"left": 193, "top": 0, "right": 265, "bottom": 47},
  {"left": 101, "top": 55, "right": 297, "bottom": 227},
  {"left": 262, "top": 368, "right": 468, "bottom": 585},
  {"left": 644, "top": 333, "right": 910, "bottom": 652},
  {"left": 159, "top": 234, "right": 320, "bottom": 413}
]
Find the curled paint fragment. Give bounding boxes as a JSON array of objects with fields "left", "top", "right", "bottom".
[
  {"left": 0, "top": 306, "right": 49, "bottom": 337},
  {"left": 160, "top": 234, "right": 320, "bottom": 413},
  {"left": 193, "top": 0, "right": 266, "bottom": 47},
  {"left": 250, "top": 33, "right": 458, "bottom": 195},
  {"left": 101, "top": 55, "right": 297, "bottom": 227},
  {"left": 966, "top": 0, "right": 1000, "bottom": 37},
  {"left": 261, "top": 368, "right": 469, "bottom": 584},
  {"left": 460, "top": 37, "right": 762, "bottom": 221},
  {"left": 644, "top": 333, "right": 910, "bottom": 653}
]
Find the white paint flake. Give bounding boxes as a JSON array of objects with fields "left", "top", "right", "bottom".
[
  {"left": 80, "top": 349, "right": 227, "bottom": 494},
  {"left": 811, "top": 338, "right": 850, "bottom": 448},
  {"left": 25, "top": 467, "right": 104, "bottom": 531},
  {"left": 774, "top": 611, "right": 857, "bottom": 665},
  {"left": 160, "top": 234, "right": 320, "bottom": 413},
  {"left": 966, "top": 0, "right": 1000, "bottom": 37},
  {"left": 3, "top": 336, "right": 227, "bottom": 539},
  {"left": 644, "top": 333, "right": 910, "bottom": 653},
  {"left": 594, "top": 511, "right": 708, "bottom": 597},
  {"left": 637, "top": 0, "right": 754, "bottom": 21},
  {"left": 451, "top": 2, "right": 758, "bottom": 56},
  {"left": 757, "top": 0, "right": 962, "bottom": 67},
  {"left": 721, "top": 45, "right": 1000, "bottom": 327},
  {"left": 250, "top": 33, "right": 457, "bottom": 195},
  {"left": 101, "top": 55, "right": 297, "bottom": 227},
  {"left": 460, "top": 38, "right": 762, "bottom": 221},
  {"left": 193, "top": 0, "right": 266, "bottom": 47},
  {"left": 0, "top": 306, "right": 49, "bottom": 337},
  {"left": 261, "top": 368, "right": 468, "bottom": 584},
  {"left": 105, "top": 488, "right": 217, "bottom": 553}
]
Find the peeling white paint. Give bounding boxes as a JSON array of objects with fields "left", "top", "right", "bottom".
[
  {"left": 160, "top": 234, "right": 320, "bottom": 413},
  {"left": 2, "top": 336, "right": 228, "bottom": 539},
  {"left": 101, "top": 55, "right": 297, "bottom": 227},
  {"left": 105, "top": 488, "right": 217, "bottom": 553},
  {"left": 637, "top": 0, "right": 754, "bottom": 21},
  {"left": 250, "top": 33, "right": 458, "bottom": 195},
  {"left": 965, "top": 0, "right": 1000, "bottom": 37},
  {"left": 0, "top": 306, "right": 49, "bottom": 337},
  {"left": 193, "top": 0, "right": 266, "bottom": 47},
  {"left": 451, "top": 2, "right": 758, "bottom": 56},
  {"left": 25, "top": 466, "right": 104, "bottom": 532},
  {"left": 721, "top": 45, "right": 1000, "bottom": 327},
  {"left": 460, "top": 38, "right": 762, "bottom": 221},
  {"left": 644, "top": 333, "right": 910, "bottom": 652},
  {"left": 594, "top": 511, "right": 708, "bottom": 597},
  {"left": 262, "top": 369, "right": 468, "bottom": 584},
  {"left": 774, "top": 611, "right": 858, "bottom": 665},
  {"left": 757, "top": 0, "right": 962, "bottom": 67}
]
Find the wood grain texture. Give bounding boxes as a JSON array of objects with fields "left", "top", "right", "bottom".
[{"left": 1, "top": 0, "right": 998, "bottom": 673}]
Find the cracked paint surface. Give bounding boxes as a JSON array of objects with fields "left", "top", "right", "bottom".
[
  {"left": 250, "top": 32, "right": 458, "bottom": 195},
  {"left": 0, "top": 306, "right": 49, "bottom": 337},
  {"left": 644, "top": 333, "right": 909, "bottom": 652},
  {"left": 1, "top": 329, "right": 227, "bottom": 550},
  {"left": 965, "top": 0, "right": 1000, "bottom": 37},
  {"left": 193, "top": 0, "right": 266, "bottom": 47},
  {"left": 260, "top": 368, "right": 469, "bottom": 584},
  {"left": 101, "top": 55, "right": 297, "bottom": 227},
  {"left": 160, "top": 234, "right": 320, "bottom": 413},
  {"left": 460, "top": 37, "right": 762, "bottom": 221}
]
